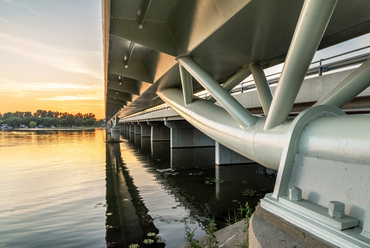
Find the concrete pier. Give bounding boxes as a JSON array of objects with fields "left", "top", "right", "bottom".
[
  {"left": 216, "top": 142, "right": 254, "bottom": 165},
  {"left": 133, "top": 123, "right": 141, "bottom": 135},
  {"left": 165, "top": 120, "right": 214, "bottom": 148},
  {"left": 129, "top": 124, "right": 135, "bottom": 133},
  {"left": 148, "top": 121, "right": 170, "bottom": 142},
  {"left": 111, "top": 126, "right": 121, "bottom": 141},
  {"left": 138, "top": 122, "right": 151, "bottom": 138}
]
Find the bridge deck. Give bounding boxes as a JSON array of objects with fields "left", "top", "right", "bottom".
[{"left": 103, "top": 0, "right": 370, "bottom": 120}]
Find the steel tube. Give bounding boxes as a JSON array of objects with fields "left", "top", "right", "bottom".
[
  {"left": 264, "top": 0, "right": 337, "bottom": 130},
  {"left": 208, "top": 66, "right": 251, "bottom": 103},
  {"left": 179, "top": 64, "right": 194, "bottom": 105},
  {"left": 157, "top": 88, "right": 286, "bottom": 169},
  {"left": 299, "top": 114, "right": 370, "bottom": 164},
  {"left": 179, "top": 57, "right": 257, "bottom": 128},
  {"left": 158, "top": 88, "right": 370, "bottom": 171},
  {"left": 250, "top": 63, "right": 273, "bottom": 116},
  {"left": 315, "top": 58, "right": 370, "bottom": 108}
]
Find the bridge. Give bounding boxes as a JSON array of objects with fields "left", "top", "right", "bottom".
[{"left": 102, "top": 0, "right": 370, "bottom": 247}]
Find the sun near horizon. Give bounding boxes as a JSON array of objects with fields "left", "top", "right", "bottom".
[{"left": 0, "top": 0, "right": 105, "bottom": 119}]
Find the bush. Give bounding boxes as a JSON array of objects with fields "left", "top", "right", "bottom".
[{"left": 29, "top": 121, "right": 37, "bottom": 128}]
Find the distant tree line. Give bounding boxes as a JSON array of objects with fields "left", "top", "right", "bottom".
[{"left": 0, "top": 110, "right": 104, "bottom": 128}]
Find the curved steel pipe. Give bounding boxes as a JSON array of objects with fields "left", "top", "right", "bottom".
[{"left": 158, "top": 88, "right": 370, "bottom": 170}]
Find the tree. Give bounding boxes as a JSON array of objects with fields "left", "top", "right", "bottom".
[
  {"left": 24, "top": 112, "right": 32, "bottom": 118},
  {"left": 23, "top": 116, "right": 38, "bottom": 126},
  {"left": 6, "top": 117, "right": 22, "bottom": 127},
  {"left": 42, "top": 117, "right": 58, "bottom": 127},
  {"left": 34, "top": 110, "right": 48, "bottom": 117},
  {"left": 84, "top": 118, "right": 95, "bottom": 126},
  {"left": 0, "top": 110, "right": 100, "bottom": 127},
  {"left": 2, "top": 112, "right": 14, "bottom": 120},
  {"left": 75, "top": 118, "right": 84, "bottom": 126},
  {"left": 29, "top": 121, "right": 37, "bottom": 128},
  {"left": 83, "top": 113, "right": 96, "bottom": 120},
  {"left": 75, "top": 113, "right": 84, "bottom": 119}
]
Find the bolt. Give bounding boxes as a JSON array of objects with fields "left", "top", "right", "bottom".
[
  {"left": 289, "top": 186, "right": 302, "bottom": 202},
  {"left": 328, "top": 201, "right": 345, "bottom": 219},
  {"left": 329, "top": 201, "right": 345, "bottom": 211}
]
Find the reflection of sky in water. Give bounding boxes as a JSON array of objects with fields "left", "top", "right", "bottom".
[
  {"left": 0, "top": 130, "right": 107, "bottom": 248},
  {"left": 0, "top": 130, "right": 275, "bottom": 247}
]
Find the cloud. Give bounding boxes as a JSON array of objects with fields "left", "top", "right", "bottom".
[
  {"left": 21, "top": 82, "right": 94, "bottom": 91},
  {"left": 0, "top": 79, "right": 101, "bottom": 94},
  {"left": 0, "top": 17, "right": 19, "bottom": 27},
  {"left": 0, "top": 33, "right": 103, "bottom": 79},
  {"left": 2, "top": 0, "right": 40, "bottom": 16},
  {"left": 37, "top": 94, "right": 102, "bottom": 101},
  {"left": 79, "top": 103, "right": 105, "bottom": 106}
]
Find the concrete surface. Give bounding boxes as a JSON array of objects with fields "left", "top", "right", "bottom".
[
  {"left": 179, "top": 220, "right": 248, "bottom": 248},
  {"left": 249, "top": 206, "right": 337, "bottom": 248}
]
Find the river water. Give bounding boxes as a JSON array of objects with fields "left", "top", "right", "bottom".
[{"left": 0, "top": 129, "right": 275, "bottom": 247}]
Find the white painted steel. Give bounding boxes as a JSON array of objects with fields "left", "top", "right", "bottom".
[
  {"left": 157, "top": 88, "right": 287, "bottom": 170},
  {"left": 265, "top": 0, "right": 337, "bottom": 130},
  {"left": 158, "top": 88, "right": 370, "bottom": 171},
  {"left": 299, "top": 114, "right": 370, "bottom": 164},
  {"left": 250, "top": 63, "right": 273, "bottom": 115},
  {"left": 179, "top": 64, "right": 194, "bottom": 106},
  {"left": 315, "top": 58, "right": 370, "bottom": 108},
  {"left": 178, "top": 57, "right": 257, "bottom": 128},
  {"left": 208, "top": 66, "right": 251, "bottom": 103}
]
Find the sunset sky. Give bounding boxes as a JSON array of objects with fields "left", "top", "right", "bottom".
[{"left": 0, "top": 0, "right": 104, "bottom": 119}]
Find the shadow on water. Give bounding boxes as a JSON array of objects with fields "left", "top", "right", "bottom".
[
  {"left": 105, "top": 132, "right": 276, "bottom": 247},
  {"left": 105, "top": 143, "right": 165, "bottom": 248}
]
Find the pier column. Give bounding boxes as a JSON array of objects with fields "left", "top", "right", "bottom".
[
  {"left": 148, "top": 121, "right": 170, "bottom": 142},
  {"left": 123, "top": 123, "right": 129, "bottom": 132},
  {"left": 216, "top": 142, "right": 254, "bottom": 165},
  {"left": 165, "top": 120, "right": 215, "bottom": 169},
  {"left": 111, "top": 126, "right": 121, "bottom": 141},
  {"left": 129, "top": 123, "right": 135, "bottom": 133},
  {"left": 138, "top": 122, "right": 151, "bottom": 138},
  {"left": 164, "top": 120, "right": 214, "bottom": 148},
  {"left": 134, "top": 123, "right": 141, "bottom": 135}
]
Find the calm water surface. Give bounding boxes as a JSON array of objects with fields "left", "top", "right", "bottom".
[{"left": 0, "top": 129, "right": 275, "bottom": 247}]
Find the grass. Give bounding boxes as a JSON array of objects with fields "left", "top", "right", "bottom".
[
  {"left": 184, "top": 218, "right": 219, "bottom": 248},
  {"left": 184, "top": 202, "right": 254, "bottom": 248}
]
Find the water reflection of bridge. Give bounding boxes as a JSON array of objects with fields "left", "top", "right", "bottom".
[
  {"left": 122, "top": 132, "right": 275, "bottom": 224},
  {"left": 105, "top": 143, "right": 164, "bottom": 247},
  {"left": 105, "top": 133, "right": 275, "bottom": 246}
]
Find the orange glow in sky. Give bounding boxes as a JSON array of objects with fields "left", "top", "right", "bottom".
[{"left": 0, "top": 0, "right": 104, "bottom": 119}]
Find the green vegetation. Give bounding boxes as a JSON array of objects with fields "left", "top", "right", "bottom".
[
  {"left": 29, "top": 121, "right": 37, "bottom": 128},
  {"left": 0, "top": 110, "right": 104, "bottom": 128},
  {"left": 183, "top": 218, "right": 220, "bottom": 247},
  {"left": 184, "top": 202, "right": 254, "bottom": 248}
]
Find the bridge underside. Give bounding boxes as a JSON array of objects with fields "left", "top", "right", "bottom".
[{"left": 103, "top": 0, "right": 370, "bottom": 247}]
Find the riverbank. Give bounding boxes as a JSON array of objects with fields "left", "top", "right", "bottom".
[
  {"left": 179, "top": 220, "right": 248, "bottom": 248},
  {"left": 11, "top": 127, "right": 105, "bottom": 131}
]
